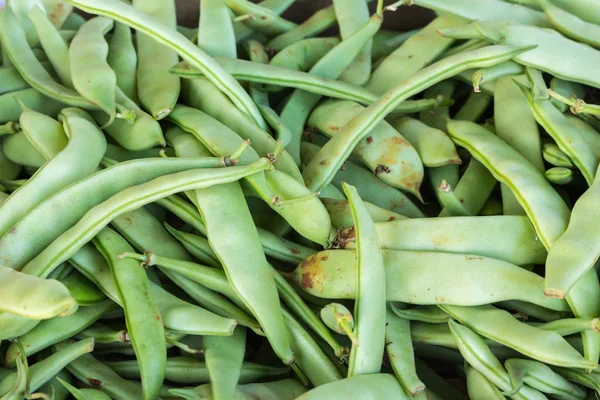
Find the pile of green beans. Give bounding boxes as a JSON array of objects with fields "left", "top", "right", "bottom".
[{"left": 2, "top": 0, "right": 600, "bottom": 398}]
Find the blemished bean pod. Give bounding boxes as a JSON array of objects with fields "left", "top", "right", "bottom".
[
  {"left": 105, "top": 357, "right": 289, "bottom": 385},
  {"left": 92, "top": 228, "right": 166, "bottom": 400},
  {"left": 389, "top": 115, "right": 461, "bottom": 167},
  {"left": 471, "top": 61, "right": 524, "bottom": 93},
  {"left": 385, "top": 309, "right": 426, "bottom": 396},
  {"left": 302, "top": 45, "right": 534, "bottom": 193},
  {"left": 504, "top": 358, "right": 586, "bottom": 399},
  {"left": 436, "top": 180, "right": 470, "bottom": 217},
  {"left": 0, "top": 108, "right": 106, "bottom": 237},
  {"left": 296, "top": 373, "right": 409, "bottom": 399},
  {"left": 343, "top": 183, "right": 386, "bottom": 377},
  {"left": 0, "top": 338, "right": 95, "bottom": 397},
  {"left": 446, "top": 119, "right": 570, "bottom": 250},
  {"left": 67, "top": 0, "right": 266, "bottom": 128},
  {"left": 0, "top": 265, "right": 77, "bottom": 319},
  {"left": 550, "top": 77, "right": 586, "bottom": 113},
  {"left": 0, "top": 155, "right": 232, "bottom": 270},
  {"left": 367, "top": 15, "right": 466, "bottom": 95},
  {"left": 320, "top": 303, "right": 356, "bottom": 343},
  {"left": 442, "top": 305, "right": 596, "bottom": 369},
  {"left": 308, "top": 100, "right": 424, "bottom": 197},
  {"left": 337, "top": 215, "right": 547, "bottom": 266},
  {"left": 291, "top": 249, "right": 567, "bottom": 310},
  {"left": 4, "top": 300, "right": 114, "bottom": 367},
  {"left": 301, "top": 142, "right": 424, "bottom": 218},
  {"left": 545, "top": 163, "right": 600, "bottom": 297},
  {"left": 53, "top": 340, "right": 143, "bottom": 400},
  {"left": 57, "top": 378, "right": 112, "bottom": 400}
]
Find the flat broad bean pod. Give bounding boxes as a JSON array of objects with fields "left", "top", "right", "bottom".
[
  {"left": 545, "top": 163, "right": 600, "bottom": 297},
  {"left": 446, "top": 119, "right": 569, "bottom": 250},
  {"left": 170, "top": 379, "right": 306, "bottom": 400},
  {"left": 291, "top": 249, "right": 567, "bottom": 310},
  {"left": 337, "top": 215, "right": 547, "bottom": 266},
  {"left": 0, "top": 156, "right": 232, "bottom": 270},
  {"left": 302, "top": 45, "right": 534, "bottom": 193},
  {"left": 322, "top": 198, "right": 407, "bottom": 230},
  {"left": 439, "top": 21, "right": 600, "bottom": 89},
  {"left": 308, "top": 100, "right": 424, "bottom": 197},
  {"left": 67, "top": 0, "right": 266, "bottom": 128},
  {"left": 442, "top": 305, "right": 596, "bottom": 369},
  {"left": 296, "top": 373, "right": 409, "bottom": 399}
]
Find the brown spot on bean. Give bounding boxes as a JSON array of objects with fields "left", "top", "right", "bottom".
[
  {"left": 289, "top": 248, "right": 300, "bottom": 254},
  {"left": 387, "top": 217, "right": 396, "bottom": 221},
  {"left": 375, "top": 164, "right": 391, "bottom": 175},
  {"left": 298, "top": 254, "right": 324, "bottom": 289},
  {"left": 88, "top": 378, "right": 102, "bottom": 388},
  {"left": 8, "top": 227, "right": 15, "bottom": 234},
  {"left": 366, "top": 137, "right": 373, "bottom": 144},
  {"left": 319, "top": 160, "right": 328, "bottom": 166},
  {"left": 328, "top": 125, "right": 339, "bottom": 131},
  {"left": 465, "top": 256, "right": 483, "bottom": 261}
]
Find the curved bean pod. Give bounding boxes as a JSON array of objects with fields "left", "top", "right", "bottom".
[
  {"left": 198, "top": 0, "right": 236, "bottom": 58},
  {"left": 0, "top": 338, "right": 94, "bottom": 396},
  {"left": 391, "top": 304, "right": 449, "bottom": 324},
  {"left": 447, "top": 119, "right": 570, "bottom": 250},
  {"left": 309, "top": 100, "right": 424, "bottom": 197},
  {"left": 302, "top": 45, "right": 534, "bottom": 193},
  {"left": 19, "top": 106, "right": 67, "bottom": 159},
  {"left": 442, "top": 305, "right": 596, "bottom": 369},
  {"left": 539, "top": 0, "right": 600, "bottom": 48},
  {"left": 519, "top": 69, "right": 597, "bottom": 185},
  {"left": 0, "top": 108, "right": 106, "bottom": 237},
  {"left": 67, "top": 0, "right": 266, "bottom": 128},
  {"left": 107, "top": 22, "right": 137, "bottom": 102},
  {"left": 291, "top": 249, "right": 568, "bottom": 311},
  {"left": 465, "top": 362, "right": 505, "bottom": 400},
  {"left": 504, "top": 358, "right": 586, "bottom": 399},
  {"left": 0, "top": 155, "right": 229, "bottom": 270},
  {"left": 322, "top": 198, "right": 407, "bottom": 230},
  {"left": 0, "top": 265, "right": 76, "bottom": 319},
  {"left": 57, "top": 378, "right": 111, "bottom": 400},
  {"left": 225, "top": 0, "right": 296, "bottom": 36},
  {"left": 4, "top": 300, "right": 114, "bottom": 367},
  {"left": 0, "top": 88, "right": 65, "bottom": 124},
  {"left": 54, "top": 340, "right": 142, "bottom": 400},
  {"left": 169, "top": 379, "right": 306, "bottom": 400},
  {"left": 545, "top": 164, "right": 600, "bottom": 297},
  {"left": 269, "top": 37, "right": 340, "bottom": 75}
]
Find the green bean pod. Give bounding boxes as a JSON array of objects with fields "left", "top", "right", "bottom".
[
  {"left": 226, "top": 0, "right": 296, "bottom": 37},
  {"left": 0, "top": 108, "right": 106, "bottom": 237},
  {"left": 385, "top": 309, "right": 425, "bottom": 396},
  {"left": 302, "top": 45, "right": 534, "bottom": 193},
  {"left": 0, "top": 89, "right": 65, "bottom": 124},
  {"left": 107, "top": 22, "right": 137, "bottom": 102},
  {"left": 4, "top": 300, "right": 114, "bottom": 367},
  {"left": 266, "top": 5, "right": 337, "bottom": 51},
  {"left": 309, "top": 100, "right": 424, "bottom": 197},
  {"left": 322, "top": 198, "right": 406, "bottom": 230},
  {"left": 93, "top": 228, "right": 166, "bottom": 400},
  {"left": 57, "top": 378, "right": 112, "bottom": 400},
  {"left": 447, "top": 119, "right": 570, "bottom": 250},
  {"left": 465, "top": 362, "right": 505, "bottom": 400},
  {"left": 443, "top": 305, "right": 596, "bottom": 369},
  {"left": 269, "top": 37, "right": 340, "bottom": 76},
  {"left": 105, "top": 357, "right": 289, "bottom": 385},
  {"left": 19, "top": 106, "right": 67, "bottom": 159},
  {"left": 545, "top": 164, "right": 600, "bottom": 297},
  {"left": 340, "top": 216, "right": 546, "bottom": 266},
  {"left": 202, "top": 327, "right": 247, "bottom": 400},
  {"left": 296, "top": 373, "right": 408, "bottom": 399},
  {"left": 0, "top": 338, "right": 94, "bottom": 396},
  {"left": 169, "top": 379, "right": 306, "bottom": 400},
  {"left": 291, "top": 249, "right": 568, "bottom": 311},
  {"left": 367, "top": 15, "right": 465, "bottom": 95},
  {"left": 391, "top": 304, "right": 449, "bottom": 324},
  {"left": 54, "top": 340, "right": 142, "bottom": 400}
]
